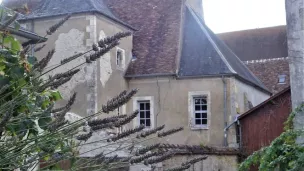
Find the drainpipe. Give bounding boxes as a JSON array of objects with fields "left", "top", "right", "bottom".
[
  {"left": 222, "top": 76, "right": 228, "bottom": 147},
  {"left": 237, "top": 120, "right": 242, "bottom": 148},
  {"left": 30, "top": 20, "right": 35, "bottom": 56}
]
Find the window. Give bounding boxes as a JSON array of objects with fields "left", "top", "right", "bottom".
[
  {"left": 188, "top": 91, "right": 210, "bottom": 130},
  {"left": 138, "top": 101, "right": 151, "bottom": 127},
  {"left": 116, "top": 47, "right": 125, "bottom": 69},
  {"left": 133, "top": 96, "right": 154, "bottom": 129},
  {"left": 278, "top": 75, "right": 287, "bottom": 84},
  {"left": 193, "top": 96, "right": 208, "bottom": 125}
]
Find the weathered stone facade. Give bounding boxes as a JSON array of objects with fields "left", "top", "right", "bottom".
[{"left": 8, "top": 0, "right": 273, "bottom": 170}]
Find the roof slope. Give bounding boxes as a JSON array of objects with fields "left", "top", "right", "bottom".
[
  {"left": 245, "top": 58, "right": 290, "bottom": 94},
  {"left": 179, "top": 6, "right": 269, "bottom": 92},
  {"left": 18, "top": 0, "right": 134, "bottom": 30},
  {"left": 218, "top": 25, "right": 288, "bottom": 61},
  {"left": 178, "top": 7, "right": 231, "bottom": 76},
  {"left": 106, "top": 0, "right": 183, "bottom": 76}
]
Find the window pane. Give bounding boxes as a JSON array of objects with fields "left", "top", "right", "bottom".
[
  {"left": 195, "top": 113, "right": 201, "bottom": 119},
  {"left": 140, "top": 112, "right": 145, "bottom": 118},
  {"left": 146, "top": 111, "right": 151, "bottom": 118},
  {"left": 202, "top": 119, "right": 207, "bottom": 125},
  {"left": 201, "top": 99, "right": 207, "bottom": 104},
  {"left": 146, "top": 119, "right": 151, "bottom": 127},
  {"left": 195, "top": 119, "right": 202, "bottom": 125},
  {"left": 195, "top": 105, "right": 200, "bottom": 111},
  {"left": 146, "top": 103, "right": 150, "bottom": 110},
  {"left": 140, "top": 119, "right": 145, "bottom": 125},
  {"left": 195, "top": 99, "right": 200, "bottom": 105},
  {"left": 202, "top": 113, "right": 207, "bottom": 118},
  {"left": 202, "top": 105, "right": 207, "bottom": 110},
  {"left": 140, "top": 103, "right": 145, "bottom": 110}
]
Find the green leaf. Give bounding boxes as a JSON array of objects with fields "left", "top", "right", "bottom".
[
  {"left": 0, "top": 75, "right": 9, "bottom": 86},
  {"left": 38, "top": 110, "right": 52, "bottom": 130},
  {"left": 3, "top": 35, "right": 21, "bottom": 52},
  {"left": 9, "top": 65, "right": 24, "bottom": 79},
  {"left": 50, "top": 91, "right": 62, "bottom": 101},
  {"left": 0, "top": 62, "right": 5, "bottom": 71},
  {"left": 27, "top": 56, "right": 38, "bottom": 65}
]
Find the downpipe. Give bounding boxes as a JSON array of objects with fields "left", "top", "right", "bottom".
[{"left": 222, "top": 76, "right": 228, "bottom": 147}]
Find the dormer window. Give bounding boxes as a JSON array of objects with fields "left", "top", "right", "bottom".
[
  {"left": 116, "top": 47, "right": 125, "bottom": 69},
  {"left": 278, "top": 75, "right": 287, "bottom": 84}
]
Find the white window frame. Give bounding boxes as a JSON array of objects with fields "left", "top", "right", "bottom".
[
  {"left": 116, "top": 47, "right": 125, "bottom": 70},
  {"left": 188, "top": 91, "right": 211, "bottom": 130},
  {"left": 278, "top": 74, "right": 287, "bottom": 84},
  {"left": 133, "top": 96, "right": 154, "bottom": 129}
]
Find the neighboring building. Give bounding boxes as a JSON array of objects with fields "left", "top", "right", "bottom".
[
  {"left": 245, "top": 58, "right": 290, "bottom": 94},
  {"left": 218, "top": 26, "right": 290, "bottom": 94},
  {"left": 218, "top": 25, "right": 288, "bottom": 61},
  {"left": 237, "top": 87, "right": 291, "bottom": 170},
  {"left": 5, "top": 0, "right": 272, "bottom": 170}
]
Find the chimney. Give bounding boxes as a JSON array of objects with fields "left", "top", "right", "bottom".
[{"left": 187, "top": 0, "right": 204, "bottom": 21}]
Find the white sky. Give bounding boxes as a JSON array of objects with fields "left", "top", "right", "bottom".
[{"left": 203, "top": 0, "right": 286, "bottom": 33}]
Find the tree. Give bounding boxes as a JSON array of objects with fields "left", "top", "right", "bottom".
[{"left": 0, "top": 6, "right": 210, "bottom": 171}]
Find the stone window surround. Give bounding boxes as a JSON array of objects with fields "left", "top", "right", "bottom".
[
  {"left": 188, "top": 91, "right": 211, "bottom": 130},
  {"left": 116, "top": 47, "right": 126, "bottom": 70},
  {"left": 133, "top": 96, "right": 155, "bottom": 129}
]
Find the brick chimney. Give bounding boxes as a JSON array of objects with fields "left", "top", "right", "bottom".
[{"left": 186, "top": 0, "right": 204, "bottom": 21}]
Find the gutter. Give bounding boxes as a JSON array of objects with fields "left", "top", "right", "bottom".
[
  {"left": 124, "top": 73, "right": 176, "bottom": 79},
  {"left": 19, "top": 11, "right": 138, "bottom": 31},
  {"left": 222, "top": 76, "right": 228, "bottom": 147},
  {"left": 7, "top": 26, "right": 47, "bottom": 43}
]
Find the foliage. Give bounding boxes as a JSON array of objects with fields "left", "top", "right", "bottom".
[
  {"left": 0, "top": 5, "right": 209, "bottom": 171},
  {"left": 239, "top": 104, "right": 304, "bottom": 171}
]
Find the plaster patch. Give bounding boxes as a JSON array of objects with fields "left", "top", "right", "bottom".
[
  {"left": 99, "top": 30, "right": 112, "bottom": 87},
  {"left": 50, "top": 29, "right": 87, "bottom": 98}
]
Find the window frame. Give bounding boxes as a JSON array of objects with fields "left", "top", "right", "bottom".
[
  {"left": 278, "top": 74, "right": 287, "bottom": 84},
  {"left": 133, "top": 96, "right": 154, "bottom": 129},
  {"left": 188, "top": 91, "right": 211, "bottom": 130},
  {"left": 116, "top": 47, "right": 125, "bottom": 70}
]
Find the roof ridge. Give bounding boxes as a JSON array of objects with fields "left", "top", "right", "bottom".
[{"left": 244, "top": 57, "right": 289, "bottom": 64}]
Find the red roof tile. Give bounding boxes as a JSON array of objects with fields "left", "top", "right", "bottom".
[{"left": 105, "top": 0, "right": 183, "bottom": 76}]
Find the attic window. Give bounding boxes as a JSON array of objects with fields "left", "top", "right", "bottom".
[{"left": 278, "top": 75, "right": 287, "bottom": 84}]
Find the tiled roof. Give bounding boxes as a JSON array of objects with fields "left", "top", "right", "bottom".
[
  {"left": 245, "top": 58, "right": 290, "bottom": 94},
  {"left": 106, "top": 0, "right": 183, "bottom": 76},
  {"left": 18, "top": 0, "right": 135, "bottom": 30},
  {"left": 179, "top": 6, "right": 269, "bottom": 93},
  {"left": 218, "top": 25, "right": 288, "bottom": 61}
]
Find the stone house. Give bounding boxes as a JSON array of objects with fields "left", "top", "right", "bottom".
[{"left": 5, "top": 0, "right": 272, "bottom": 170}]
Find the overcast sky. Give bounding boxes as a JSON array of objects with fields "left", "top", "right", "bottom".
[{"left": 203, "top": 0, "right": 286, "bottom": 33}]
